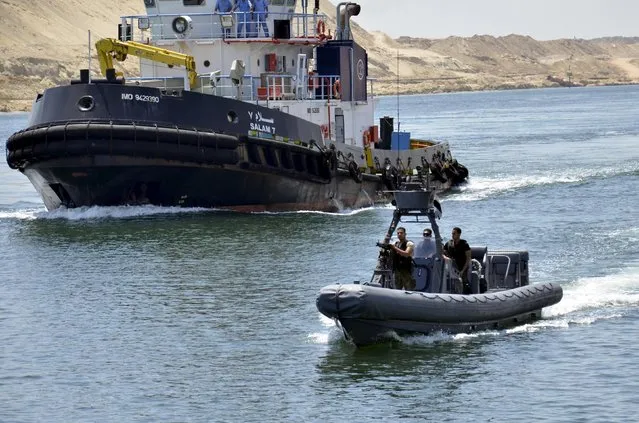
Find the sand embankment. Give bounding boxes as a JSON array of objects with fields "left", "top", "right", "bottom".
[{"left": 1, "top": 0, "right": 638, "bottom": 111}]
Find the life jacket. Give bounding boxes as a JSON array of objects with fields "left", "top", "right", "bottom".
[{"left": 393, "top": 240, "right": 413, "bottom": 271}]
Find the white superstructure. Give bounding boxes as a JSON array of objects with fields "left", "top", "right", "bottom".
[{"left": 117, "top": 0, "right": 375, "bottom": 150}]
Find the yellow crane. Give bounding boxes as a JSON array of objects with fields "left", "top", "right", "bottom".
[{"left": 95, "top": 38, "right": 198, "bottom": 89}]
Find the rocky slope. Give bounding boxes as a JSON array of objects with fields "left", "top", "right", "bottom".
[{"left": 1, "top": 0, "right": 638, "bottom": 111}]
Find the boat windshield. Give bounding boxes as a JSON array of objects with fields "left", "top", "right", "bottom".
[{"left": 414, "top": 236, "right": 436, "bottom": 258}]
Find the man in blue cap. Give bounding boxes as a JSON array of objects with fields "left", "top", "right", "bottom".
[
  {"left": 252, "top": 0, "right": 270, "bottom": 38},
  {"left": 233, "top": 0, "right": 253, "bottom": 38},
  {"left": 215, "top": 0, "right": 233, "bottom": 37}
]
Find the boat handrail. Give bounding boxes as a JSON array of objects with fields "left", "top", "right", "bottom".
[
  {"left": 118, "top": 12, "right": 329, "bottom": 43},
  {"left": 489, "top": 254, "right": 512, "bottom": 286}
]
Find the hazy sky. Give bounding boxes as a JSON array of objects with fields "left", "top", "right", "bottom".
[{"left": 336, "top": 0, "right": 639, "bottom": 40}]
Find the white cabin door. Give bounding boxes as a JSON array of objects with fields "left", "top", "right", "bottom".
[{"left": 296, "top": 54, "right": 307, "bottom": 99}]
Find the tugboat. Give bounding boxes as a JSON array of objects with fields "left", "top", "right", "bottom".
[
  {"left": 5, "top": 1, "right": 468, "bottom": 212},
  {"left": 316, "top": 186, "right": 563, "bottom": 346}
]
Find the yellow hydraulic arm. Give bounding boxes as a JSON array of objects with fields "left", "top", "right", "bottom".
[{"left": 95, "top": 38, "right": 198, "bottom": 89}]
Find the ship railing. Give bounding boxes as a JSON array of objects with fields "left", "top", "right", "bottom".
[
  {"left": 118, "top": 12, "right": 329, "bottom": 43},
  {"left": 193, "top": 74, "right": 259, "bottom": 101},
  {"left": 367, "top": 77, "right": 376, "bottom": 98},
  {"left": 304, "top": 75, "right": 342, "bottom": 101},
  {"left": 126, "top": 73, "right": 371, "bottom": 103},
  {"left": 125, "top": 74, "right": 258, "bottom": 100},
  {"left": 254, "top": 74, "right": 341, "bottom": 101},
  {"left": 125, "top": 76, "right": 189, "bottom": 91},
  {"left": 192, "top": 73, "right": 341, "bottom": 102}
]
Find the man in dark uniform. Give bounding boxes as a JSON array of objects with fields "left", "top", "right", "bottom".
[
  {"left": 389, "top": 226, "right": 416, "bottom": 291},
  {"left": 443, "top": 226, "right": 471, "bottom": 294}
]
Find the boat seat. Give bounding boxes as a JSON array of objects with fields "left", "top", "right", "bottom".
[
  {"left": 471, "top": 246, "right": 488, "bottom": 264},
  {"left": 413, "top": 257, "right": 433, "bottom": 292},
  {"left": 470, "top": 246, "right": 488, "bottom": 293},
  {"left": 489, "top": 252, "right": 523, "bottom": 289}
]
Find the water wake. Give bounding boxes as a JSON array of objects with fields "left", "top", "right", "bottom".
[
  {"left": 253, "top": 205, "right": 378, "bottom": 217},
  {"left": 450, "top": 161, "right": 639, "bottom": 201},
  {"left": 544, "top": 266, "right": 639, "bottom": 320},
  {"left": 0, "top": 205, "right": 209, "bottom": 221}
]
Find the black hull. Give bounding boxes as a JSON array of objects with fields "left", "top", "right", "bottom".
[
  {"left": 6, "top": 83, "right": 462, "bottom": 211},
  {"left": 21, "top": 156, "right": 382, "bottom": 211}
]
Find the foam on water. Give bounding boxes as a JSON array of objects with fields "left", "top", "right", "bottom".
[
  {"left": 544, "top": 265, "right": 639, "bottom": 319},
  {"left": 309, "top": 314, "right": 348, "bottom": 345},
  {"left": 253, "top": 205, "right": 379, "bottom": 217},
  {"left": 450, "top": 161, "right": 639, "bottom": 202},
  {"left": 307, "top": 327, "right": 345, "bottom": 345},
  {"left": 0, "top": 205, "right": 210, "bottom": 220}
]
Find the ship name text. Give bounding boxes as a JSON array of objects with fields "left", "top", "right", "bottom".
[{"left": 250, "top": 122, "right": 276, "bottom": 134}]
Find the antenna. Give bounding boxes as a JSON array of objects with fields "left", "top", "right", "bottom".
[
  {"left": 88, "top": 30, "right": 92, "bottom": 83},
  {"left": 396, "top": 49, "right": 400, "bottom": 165},
  {"left": 396, "top": 49, "right": 400, "bottom": 132}
]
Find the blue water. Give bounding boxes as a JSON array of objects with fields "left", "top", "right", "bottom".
[{"left": 1, "top": 85, "right": 638, "bottom": 422}]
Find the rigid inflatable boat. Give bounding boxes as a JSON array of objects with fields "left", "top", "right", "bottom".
[{"left": 316, "top": 186, "right": 563, "bottom": 346}]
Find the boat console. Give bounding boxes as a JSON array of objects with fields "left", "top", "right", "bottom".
[{"left": 370, "top": 188, "right": 531, "bottom": 295}]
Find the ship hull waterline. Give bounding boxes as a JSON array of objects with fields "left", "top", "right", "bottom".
[{"left": 21, "top": 156, "right": 392, "bottom": 212}]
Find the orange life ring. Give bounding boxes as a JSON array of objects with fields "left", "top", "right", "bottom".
[
  {"left": 333, "top": 79, "right": 341, "bottom": 99},
  {"left": 316, "top": 20, "right": 326, "bottom": 36},
  {"left": 320, "top": 124, "right": 329, "bottom": 139}
]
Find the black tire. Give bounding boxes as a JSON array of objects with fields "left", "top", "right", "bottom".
[
  {"left": 430, "top": 163, "right": 448, "bottom": 183},
  {"left": 382, "top": 165, "right": 399, "bottom": 190},
  {"left": 348, "top": 161, "right": 363, "bottom": 183}
]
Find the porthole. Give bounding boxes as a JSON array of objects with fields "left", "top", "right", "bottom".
[
  {"left": 227, "top": 111, "right": 238, "bottom": 123},
  {"left": 77, "top": 95, "right": 95, "bottom": 112},
  {"left": 203, "top": 60, "right": 210, "bottom": 67}
]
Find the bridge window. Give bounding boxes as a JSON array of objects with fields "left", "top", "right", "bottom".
[{"left": 183, "top": 0, "right": 205, "bottom": 5}]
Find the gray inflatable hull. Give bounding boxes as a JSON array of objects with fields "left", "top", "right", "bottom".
[{"left": 316, "top": 283, "right": 563, "bottom": 346}]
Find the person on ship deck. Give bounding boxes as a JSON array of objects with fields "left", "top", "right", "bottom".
[
  {"left": 252, "top": 0, "right": 270, "bottom": 37},
  {"left": 233, "top": 0, "right": 253, "bottom": 38},
  {"left": 215, "top": 0, "right": 233, "bottom": 37}
]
